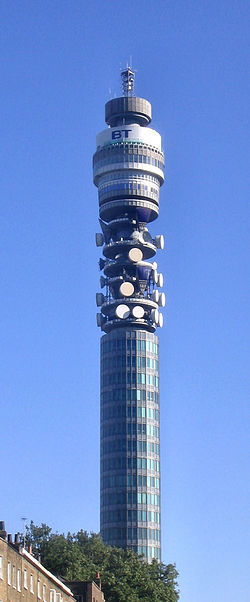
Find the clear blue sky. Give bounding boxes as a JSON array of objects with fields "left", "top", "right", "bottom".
[{"left": 0, "top": 1, "right": 249, "bottom": 600}]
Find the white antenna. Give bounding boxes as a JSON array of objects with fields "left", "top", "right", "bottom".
[{"left": 21, "top": 517, "right": 27, "bottom": 549}]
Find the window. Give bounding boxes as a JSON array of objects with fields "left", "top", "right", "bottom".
[
  {"left": 24, "top": 569, "right": 28, "bottom": 589},
  {"left": 43, "top": 584, "right": 47, "bottom": 601},
  {"left": 17, "top": 569, "right": 21, "bottom": 592},
  {"left": 7, "top": 562, "right": 11, "bottom": 585},
  {"left": 12, "top": 565, "right": 16, "bottom": 588},
  {"left": 0, "top": 556, "right": 3, "bottom": 580},
  {"left": 50, "top": 589, "right": 56, "bottom": 602},
  {"left": 30, "top": 573, "right": 34, "bottom": 593},
  {"left": 38, "top": 580, "right": 41, "bottom": 599}
]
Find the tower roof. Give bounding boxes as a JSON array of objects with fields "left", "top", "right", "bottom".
[{"left": 105, "top": 96, "right": 152, "bottom": 127}]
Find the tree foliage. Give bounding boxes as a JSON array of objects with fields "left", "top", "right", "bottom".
[{"left": 25, "top": 522, "right": 179, "bottom": 602}]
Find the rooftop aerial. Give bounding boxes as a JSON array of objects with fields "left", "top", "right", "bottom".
[{"left": 120, "top": 65, "right": 135, "bottom": 96}]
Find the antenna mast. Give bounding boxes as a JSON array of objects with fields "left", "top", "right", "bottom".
[{"left": 120, "top": 66, "right": 135, "bottom": 97}]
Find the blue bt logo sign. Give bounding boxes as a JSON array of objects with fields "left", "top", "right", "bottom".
[{"left": 112, "top": 129, "right": 132, "bottom": 140}]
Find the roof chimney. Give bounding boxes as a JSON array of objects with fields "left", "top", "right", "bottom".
[{"left": 0, "top": 521, "right": 7, "bottom": 541}]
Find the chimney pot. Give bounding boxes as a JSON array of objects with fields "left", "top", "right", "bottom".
[
  {"left": 8, "top": 534, "right": 13, "bottom": 544},
  {"left": 0, "top": 521, "right": 7, "bottom": 541}
]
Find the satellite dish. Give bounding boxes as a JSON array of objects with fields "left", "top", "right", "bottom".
[
  {"left": 116, "top": 304, "right": 130, "bottom": 319},
  {"left": 132, "top": 306, "right": 144, "bottom": 319},
  {"left": 152, "top": 270, "right": 158, "bottom": 284},
  {"left": 152, "top": 261, "right": 158, "bottom": 270},
  {"left": 99, "top": 218, "right": 111, "bottom": 243},
  {"left": 142, "top": 229, "right": 153, "bottom": 243},
  {"left": 100, "top": 276, "right": 106, "bottom": 289},
  {"left": 152, "top": 290, "right": 159, "bottom": 303},
  {"left": 158, "top": 292, "right": 165, "bottom": 307},
  {"left": 96, "top": 313, "right": 104, "bottom": 327},
  {"left": 96, "top": 293, "right": 104, "bottom": 307},
  {"left": 151, "top": 308, "right": 159, "bottom": 324},
  {"left": 131, "top": 230, "right": 140, "bottom": 240},
  {"left": 157, "top": 273, "right": 164, "bottom": 288},
  {"left": 158, "top": 313, "right": 164, "bottom": 328},
  {"left": 99, "top": 258, "right": 106, "bottom": 270},
  {"left": 128, "top": 248, "right": 143, "bottom": 262},
  {"left": 95, "top": 233, "right": 104, "bottom": 247},
  {"left": 155, "top": 235, "right": 165, "bottom": 250},
  {"left": 120, "top": 282, "right": 135, "bottom": 297}
]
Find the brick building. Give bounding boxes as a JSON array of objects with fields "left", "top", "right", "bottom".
[
  {"left": 0, "top": 523, "right": 104, "bottom": 602},
  {"left": 65, "top": 581, "right": 104, "bottom": 602}
]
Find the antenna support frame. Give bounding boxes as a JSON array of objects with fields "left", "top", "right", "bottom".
[{"left": 120, "top": 66, "right": 135, "bottom": 97}]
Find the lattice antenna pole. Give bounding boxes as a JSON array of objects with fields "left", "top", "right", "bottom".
[{"left": 120, "top": 66, "right": 135, "bottom": 97}]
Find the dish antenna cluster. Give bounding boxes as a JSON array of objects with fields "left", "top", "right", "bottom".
[{"left": 94, "top": 68, "right": 165, "bottom": 334}]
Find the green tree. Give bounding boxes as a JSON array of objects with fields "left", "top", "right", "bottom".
[{"left": 25, "top": 522, "right": 179, "bottom": 601}]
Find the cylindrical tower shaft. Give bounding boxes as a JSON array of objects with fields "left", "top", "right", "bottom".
[{"left": 100, "top": 328, "right": 160, "bottom": 560}]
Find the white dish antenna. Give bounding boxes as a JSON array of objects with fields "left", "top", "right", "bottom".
[
  {"left": 132, "top": 305, "right": 144, "bottom": 318},
  {"left": 151, "top": 308, "right": 159, "bottom": 324},
  {"left": 152, "top": 289, "right": 159, "bottom": 303},
  {"left": 158, "top": 292, "right": 165, "bottom": 307},
  {"left": 158, "top": 313, "right": 164, "bottom": 328},
  {"left": 128, "top": 247, "right": 143, "bottom": 262},
  {"left": 157, "top": 273, "right": 164, "bottom": 288},
  {"left": 120, "top": 281, "right": 135, "bottom": 297},
  {"left": 116, "top": 304, "right": 130, "bottom": 319},
  {"left": 155, "top": 235, "right": 165, "bottom": 250},
  {"left": 153, "top": 270, "right": 158, "bottom": 284}
]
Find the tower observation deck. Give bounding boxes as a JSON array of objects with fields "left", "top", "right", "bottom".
[{"left": 93, "top": 68, "right": 165, "bottom": 562}]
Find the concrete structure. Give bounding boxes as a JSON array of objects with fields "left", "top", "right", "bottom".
[
  {"left": 94, "top": 68, "right": 165, "bottom": 561},
  {"left": 0, "top": 523, "right": 105, "bottom": 602}
]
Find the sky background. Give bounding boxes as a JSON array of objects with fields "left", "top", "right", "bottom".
[{"left": 0, "top": 1, "right": 249, "bottom": 600}]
